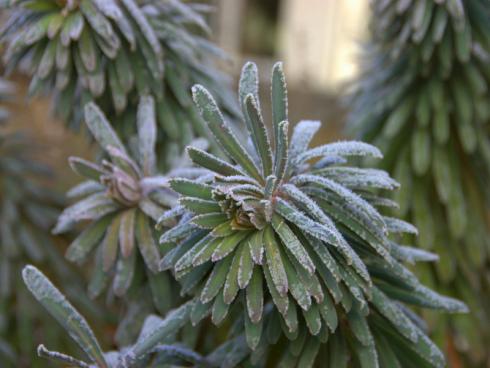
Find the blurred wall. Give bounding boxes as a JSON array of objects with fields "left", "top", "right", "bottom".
[{"left": 213, "top": 0, "right": 369, "bottom": 92}]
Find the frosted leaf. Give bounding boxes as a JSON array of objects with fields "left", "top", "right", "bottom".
[
  {"left": 317, "top": 167, "right": 399, "bottom": 190},
  {"left": 289, "top": 120, "right": 321, "bottom": 159},
  {"left": 53, "top": 193, "right": 118, "bottom": 234},
  {"left": 136, "top": 96, "right": 157, "bottom": 176},
  {"left": 293, "top": 174, "right": 386, "bottom": 235},
  {"left": 37, "top": 345, "right": 90, "bottom": 368},
  {"left": 297, "top": 140, "right": 383, "bottom": 163},
  {"left": 390, "top": 243, "right": 439, "bottom": 264},
  {"left": 84, "top": 102, "right": 126, "bottom": 153},
  {"left": 22, "top": 266, "right": 107, "bottom": 367},
  {"left": 67, "top": 181, "right": 104, "bottom": 198},
  {"left": 275, "top": 198, "right": 371, "bottom": 284},
  {"left": 126, "top": 301, "right": 193, "bottom": 361},
  {"left": 383, "top": 217, "right": 418, "bottom": 235}
]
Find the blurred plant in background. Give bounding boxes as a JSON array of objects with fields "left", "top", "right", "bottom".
[
  {"left": 0, "top": 0, "right": 239, "bottom": 168},
  {"left": 348, "top": 0, "right": 490, "bottom": 365},
  {"left": 0, "top": 77, "right": 108, "bottom": 367}
]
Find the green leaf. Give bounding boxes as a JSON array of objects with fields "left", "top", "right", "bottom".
[
  {"left": 187, "top": 147, "right": 243, "bottom": 177},
  {"left": 65, "top": 214, "right": 113, "bottom": 263},
  {"left": 112, "top": 248, "right": 136, "bottom": 297},
  {"left": 274, "top": 121, "right": 289, "bottom": 183},
  {"left": 126, "top": 301, "right": 193, "bottom": 362},
  {"left": 264, "top": 225, "right": 288, "bottom": 296},
  {"left": 271, "top": 62, "right": 288, "bottom": 149},
  {"left": 271, "top": 214, "right": 315, "bottom": 275},
  {"left": 290, "top": 120, "right": 321, "bottom": 159},
  {"left": 245, "top": 310, "right": 263, "bottom": 351},
  {"left": 192, "top": 85, "right": 261, "bottom": 181},
  {"left": 238, "top": 237, "right": 254, "bottom": 289},
  {"left": 200, "top": 255, "right": 233, "bottom": 303},
  {"left": 68, "top": 157, "right": 105, "bottom": 181},
  {"left": 318, "top": 290, "right": 338, "bottom": 332},
  {"left": 247, "top": 229, "right": 264, "bottom": 264},
  {"left": 263, "top": 262, "right": 289, "bottom": 316},
  {"left": 137, "top": 95, "right": 157, "bottom": 176},
  {"left": 119, "top": 208, "right": 136, "bottom": 258},
  {"left": 180, "top": 197, "right": 221, "bottom": 215},
  {"left": 212, "top": 231, "right": 249, "bottom": 262},
  {"left": 22, "top": 266, "right": 107, "bottom": 368},
  {"left": 169, "top": 178, "right": 213, "bottom": 200},
  {"left": 84, "top": 102, "right": 126, "bottom": 153},
  {"left": 135, "top": 210, "right": 160, "bottom": 273},
  {"left": 223, "top": 245, "right": 242, "bottom": 304},
  {"left": 245, "top": 94, "right": 273, "bottom": 177},
  {"left": 192, "top": 213, "right": 228, "bottom": 229},
  {"left": 303, "top": 304, "right": 322, "bottom": 335},
  {"left": 246, "top": 266, "right": 264, "bottom": 323},
  {"left": 102, "top": 213, "right": 121, "bottom": 272}
]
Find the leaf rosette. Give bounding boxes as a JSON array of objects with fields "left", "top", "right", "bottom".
[
  {"left": 160, "top": 62, "right": 468, "bottom": 367},
  {"left": 53, "top": 96, "right": 180, "bottom": 300}
]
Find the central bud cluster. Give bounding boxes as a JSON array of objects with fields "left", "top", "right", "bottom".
[
  {"left": 212, "top": 185, "right": 269, "bottom": 230},
  {"left": 101, "top": 161, "right": 142, "bottom": 207}
]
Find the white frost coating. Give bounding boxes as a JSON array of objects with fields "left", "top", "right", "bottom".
[
  {"left": 238, "top": 242, "right": 254, "bottom": 289},
  {"left": 192, "top": 84, "right": 261, "bottom": 180},
  {"left": 53, "top": 193, "right": 117, "bottom": 234},
  {"left": 293, "top": 174, "right": 386, "bottom": 235},
  {"left": 128, "top": 301, "right": 193, "bottom": 360},
  {"left": 239, "top": 62, "right": 260, "bottom": 113},
  {"left": 67, "top": 181, "right": 104, "bottom": 198},
  {"left": 383, "top": 216, "right": 418, "bottom": 235},
  {"left": 297, "top": 140, "right": 383, "bottom": 163},
  {"left": 371, "top": 286, "right": 419, "bottom": 343},
  {"left": 271, "top": 215, "right": 315, "bottom": 275},
  {"left": 290, "top": 120, "right": 321, "bottom": 160},
  {"left": 84, "top": 102, "right": 126, "bottom": 153},
  {"left": 275, "top": 198, "right": 371, "bottom": 285},
  {"left": 390, "top": 243, "right": 439, "bottom": 264},
  {"left": 318, "top": 167, "right": 399, "bottom": 190},
  {"left": 120, "top": 0, "right": 162, "bottom": 59},
  {"left": 22, "top": 266, "right": 107, "bottom": 367},
  {"left": 92, "top": 0, "right": 135, "bottom": 50},
  {"left": 137, "top": 95, "right": 157, "bottom": 176},
  {"left": 37, "top": 344, "right": 90, "bottom": 368}
]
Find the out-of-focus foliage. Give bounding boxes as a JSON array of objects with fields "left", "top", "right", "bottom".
[
  {"left": 53, "top": 96, "right": 208, "bottom": 346},
  {"left": 158, "top": 61, "right": 467, "bottom": 367},
  {"left": 0, "top": 0, "right": 239, "bottom": 162},
  {"left": 0, "top": 78, "right": 104, "bottom": 367},
  {"left": 348, "top": 0, "right": 490, "bottom": 365},
  {"left": 22, "top": 265, "right": 204, "bottom": 368}
]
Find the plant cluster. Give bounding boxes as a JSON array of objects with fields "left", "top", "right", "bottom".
[
  {"left": 0, "top": 1, "right": 482, "bottom": 367},
  {"left": 348, "top": 1, "right": 490, "bottom": 364}
]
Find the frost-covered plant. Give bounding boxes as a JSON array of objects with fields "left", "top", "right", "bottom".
[
  {"left": 0, "top": 79, "right": 102, "bottom": 367},
  {"left": 158, "top": 62, "right": 468, "bottom": 367},
  {"left": 347, "top": 1, "right": 490, "bottom": 363},
  {"left": 22, "top": 265, "right": 203, "bottom": 368},
  {"left": 0, "top": 0, "right": 238, "bottom": 147},
  {"left": 53, "top": 96, "right": 184, "bottom": 310}
]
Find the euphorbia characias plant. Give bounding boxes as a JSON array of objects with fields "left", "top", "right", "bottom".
[
  {"left": 53, "top": 96, "right": 203, "bottom": 315},
  {"left": 158, "top": 61, "right": 468, "bottom": 367}
]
